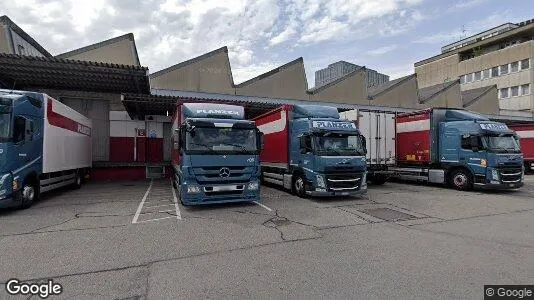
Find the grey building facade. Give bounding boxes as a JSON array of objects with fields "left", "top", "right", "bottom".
[{"left": 315, "top": 61, "right": 389, "bottom": 88}]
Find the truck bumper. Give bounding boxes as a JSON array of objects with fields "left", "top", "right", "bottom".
[
  {"left": 307, "top": 188, "right": 367, "bottom": 197},
  {"left": 475, "top": 182, "right": 523, "bottom": 190},
  {"left": 180, "top": 187, "right": 260, "bottom": 206},
  {"left": 0, "top": 195, "right": 18, "bottom": 209}
]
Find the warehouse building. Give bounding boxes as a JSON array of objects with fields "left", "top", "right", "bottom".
[
  {"left": 0, "top": 14, "right": 531, "bottom": 181},
  {"left": 315, "top": 61, "right": 389, "bottom": 88},
  {"left": 415, "top": 19, "right": 534, "bottom": 117}
]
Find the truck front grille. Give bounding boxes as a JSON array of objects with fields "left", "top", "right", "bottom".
[
  {"left": 325, "top": 173, "right": 362, "bottom": 190},
  {"left": 498, "top": 167, "right": 522, "bottom": 183}
]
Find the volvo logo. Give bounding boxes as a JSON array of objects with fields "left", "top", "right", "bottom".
[{"left": 219, "top": 167, "right": 230, "bottom": 178}]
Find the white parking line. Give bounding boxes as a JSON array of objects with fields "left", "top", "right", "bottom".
[
  {"left": 144, "top": 204, "right": 175, "bottom": 209},
  {"left": 132, "top": 180, "right": 153, "bottom": 224},
  {"left": 137, "top": 216, "right": 175, "bottom": 223},
  {"left": 253, "top": 201, "right": 273, "bottom": 212},
  {"left": 171, "top": 181, "right": 182, "bottom": 220}
]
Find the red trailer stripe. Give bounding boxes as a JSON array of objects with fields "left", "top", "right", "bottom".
[{"left": 47, "top": 99, "right": 91, "bottom": 136}]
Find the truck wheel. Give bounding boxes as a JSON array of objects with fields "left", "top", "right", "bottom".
[
  {"left": 293, "top": 175, "right": 307, "bottom": 198},
  {"left": 20, "top": 182, "right": 37, "bottom": 209},
  {"left": 72, "top": 171, "right": 83, "bottom": 189},
  {"left": 371, "top": 175, "right": 387, "bottom": 185},
  {"left": 449, "top": 169, "right": 473, "bottom": 190}
]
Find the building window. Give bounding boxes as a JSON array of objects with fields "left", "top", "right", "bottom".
[
  {"left": 474, "top": 71, "right": 481, "bottom": 81},
  {"left": 511, "top": 86, "right": 519, "bottom": 97},
  {"left": 491, "top": 67, "right": 499, "bottom": 77},
  {"left": 466, "top": 73, "right": 473, "bottom": 83},
  {"left": 521, "top": 84, "right": 531, "bottom": 95},
  {"left": 483, "top": 69, "right": 490, "bottom": 79},
  {"left": 521, "top": 58, "right": 530, "bottom": 70},
  {"left": 511, "top": 61, "right": 519, "bottom": 72},
  {"left": 500, "top": 64, "right": 509, "bottom": 75},
  {"left": 500, "top": 88, "right": 509, "bottom": 99}
]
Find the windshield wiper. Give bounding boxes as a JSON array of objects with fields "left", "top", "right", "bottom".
[
  {"left": 188, "top": 143, "right": 216, "bottom": 153},
  {"left": 325, "top": 147, "right": 342, "bottom": 156},
  {"left": 221, "top": 143, "right": 251, "bottom": 153}
]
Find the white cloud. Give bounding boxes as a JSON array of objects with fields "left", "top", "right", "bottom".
[
  {"left": 449, "top": 0, "right": 488, "bottom": 11},
  {"left": 367, "top": 45, "right": 398, "bottom": 56},
  {"left": 0, "top": 0, "right": 425, "bottom": 83}
]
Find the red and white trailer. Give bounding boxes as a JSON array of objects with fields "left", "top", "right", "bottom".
[{"left": 508, "top": 124, "right": 534, "bottom": 172}]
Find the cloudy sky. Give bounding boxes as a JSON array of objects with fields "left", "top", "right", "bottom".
[{"left": 1, "top": 0, "right": 532, "bottom": 87}]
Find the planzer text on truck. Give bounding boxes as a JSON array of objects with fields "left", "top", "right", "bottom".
[
  {"left": 0, "top": 90, "right": 92, "bottom": 209},
  {"left": 392, "top": 108, "right": 523, "bottom": 190},
  {"left": 171, "top": 103, "right": 263, "bottom": 205},
  {"left": 254, "top": 105, "right": 367, "bottom": 197}
]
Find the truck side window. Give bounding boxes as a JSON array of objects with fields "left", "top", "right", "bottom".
[
  {"left": 13, "top": 116, "right": 25, "bottom": 143},
  {"left": 461, "top": 136, "right": 471, "bottom": 150}
]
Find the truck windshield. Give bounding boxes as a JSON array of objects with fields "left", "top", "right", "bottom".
[
  {"left": 186, "top": 127, "right": 258, "bottom": 154},
  {"left": 314, "top": 134, "right": 365, "bottom": 156},
  {"left": 0, "top": 113, "right": 10, "bottom": 141},
  {"left": 483, "top": 135, "right": 521, "bottom": 153}
]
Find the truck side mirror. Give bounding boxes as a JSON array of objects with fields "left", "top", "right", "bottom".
[
  {"left": 299, "top": 135, "right": 310, "bottom": 154},
  {"left": 13, "top": 116, "right": 26, "bottom": 144},
  {"left": 470, "top": 135, "right": 480, "bottom": 152},
  {"left": 258, "top": 132, "right": 264, "bottom": 151},
  {"left": 359, "top": 135, "right": 367, "bottom": 155}
]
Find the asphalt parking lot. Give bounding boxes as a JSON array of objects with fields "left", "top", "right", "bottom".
[{"left": 1, "top": 176, "right": 534, "bottom": 299}]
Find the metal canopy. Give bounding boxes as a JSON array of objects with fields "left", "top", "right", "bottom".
[
  {"left": 0, "top": 53, "right": 150, "bottom": 94},
  {"left": 122, "top": 89, "right": 417, "bottom": 120},
  {"left": 121, "top": 93, "right": 279, "bottom": 120}
]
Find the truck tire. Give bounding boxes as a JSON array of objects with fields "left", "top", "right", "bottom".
[
  {"left": 371, "top": 175, "right": 387, "bottom": 185},
  {"left": 449, "top": 169, "right": 473, "bottom": 191},
  {"left": 72, "top": 171, "right": 83, "bottom": 189},
  {"left": 20, "top": 181, "right": 38, "bottom": 209},
  {"left": 292, "top": 174, "right": 307, "bottom": 198}
]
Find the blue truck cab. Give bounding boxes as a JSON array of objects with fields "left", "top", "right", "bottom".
[
  {"left": 394, "top": 108, "right": 523, "bottom": 190},
  {"left": 171, "top": 103, "right": 263, "bottom": 205},
  {"left": 439, "top": 112, "right": 524, "bottom": 189},
  {"left": 0, "top": 90, "right": 91, "bottom": 209},
  {"left": 256, "top": 105, "right": 367, "bottom": 197}
]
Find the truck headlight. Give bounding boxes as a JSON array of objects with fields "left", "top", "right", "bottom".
[
  {"left": 316, "top": 175, "right": 325, "bottom": 188},
  {"left": 480, "top": 159, "right": 487, "bottom": 167},
  {"left": 491, "top": 169, "right": 499, "bottom": 181},
  {"left": 186, "top": 186, "right": 200, "bottom": 194},
  {"left": 247, "top": 182, "right": 259, "bottom": 190},
  {"left": 12, "top": 179, "right": 18, "bottom": 191}
]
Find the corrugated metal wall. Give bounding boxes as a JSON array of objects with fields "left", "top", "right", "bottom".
[{"left": 61, "top": 97, "right": 110, "bottom": 161}]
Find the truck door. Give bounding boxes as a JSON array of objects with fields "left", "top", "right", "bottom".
[
  {"left": 460, "top": 135, "right": 487, "bottom": 177},
  {"left": 12, "top": 116, "right": 35, "bottom": 176}
]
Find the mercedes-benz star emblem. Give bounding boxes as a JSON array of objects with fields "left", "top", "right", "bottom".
[{"left": 219, "top": 167, "right": 230, "bottom": 178}]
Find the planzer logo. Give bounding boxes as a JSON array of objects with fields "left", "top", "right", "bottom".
[
  {"left": 480, "top": 123, "right": 509, "bottom": 131},
  {"left": 197, "top": 109, "right": 240, "bottom": 116},
  {"left": 77, "top": 124, "right": 91, "bottom": 136},
  {"left": 312, "top": 121, "right": 356, "bottom": 129}
]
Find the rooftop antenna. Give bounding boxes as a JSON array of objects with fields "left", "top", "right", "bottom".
[{"left": 8, "top": 79, "right": 16, "bottom": 94}]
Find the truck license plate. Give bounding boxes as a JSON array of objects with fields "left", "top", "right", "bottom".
[
  {"left": 341, "top": 192, "right": 349, "bottom": 196},
  {"left": 509, "top": 184, "right": 515, "bottom": 187},
  {"left": 212, "top": 185, "right": 235, "bottom": 192}
]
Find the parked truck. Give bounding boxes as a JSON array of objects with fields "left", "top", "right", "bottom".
[
  {"left": 508, "top": 123, "right": 534, "bottom": 172},
  {"left": 253, "top": 105, "right": 367, "bottom": 197},
  {"left": 392, "top": 108, "right": 524, "bottom": 190},
  {"left": 0, "top": 90, "right": 92, "bottom": 209},
  {"left": 339, "top": 109, "right": 395, "bottom": 185},
  {"left": 171, "top": 103, "right": 263, "bottom": 205}
]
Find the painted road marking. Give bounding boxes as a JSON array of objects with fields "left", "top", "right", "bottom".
[
  {"left": 144, "top": 204, "right": 175, "bottom": 209},
  {"left": 171, "top": 181, "right": 182, "bottom": 220},
  {"left": 137, "top": 216, "right": 175, "bottom": 223},
  {"left": 253, "top": 201, "right": 273, "bottom": 212},
  {"left": 132, "top": 180, "right": 153, "bottom": 224}
]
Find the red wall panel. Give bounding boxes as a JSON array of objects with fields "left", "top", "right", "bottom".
[
  {"left": 110, "top": 137, "right": 135, "bottom": 162},
  {"left": 254, "top": 106, "right": 290, "bottom": 165}
]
